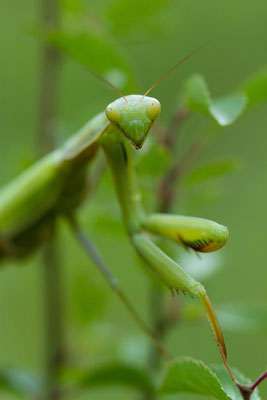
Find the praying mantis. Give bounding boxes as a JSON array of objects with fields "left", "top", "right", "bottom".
[{"left": 0, "top": 47, "right": 235, "bottom": 380}]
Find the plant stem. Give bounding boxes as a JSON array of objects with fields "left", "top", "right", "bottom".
[
  {"left": 39, "top": 0, "right": 60, "bottom": 155},
  {"left": 43, "top": 236, "right": 63, "bottom": 399},
  {"left": 250, "top": 371, "right": 267, "bottom": 391},
  {"left": 38, "top": 0, "right": 62, "bottom": 398}
]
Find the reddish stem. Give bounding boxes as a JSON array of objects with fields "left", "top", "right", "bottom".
[{"left": 250, "top": 371, "right": 267, "bottom": 391}]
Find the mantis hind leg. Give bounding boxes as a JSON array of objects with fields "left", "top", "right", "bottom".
[{"left": 142, "top": 213, "right": 229, "bottom": 253}]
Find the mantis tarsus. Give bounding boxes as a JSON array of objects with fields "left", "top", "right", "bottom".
[{"left": 0, "top": 48, "right": 235, "bottom": 381}]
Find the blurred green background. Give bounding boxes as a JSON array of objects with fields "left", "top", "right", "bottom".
[{"left": 0, "top": 0, "right": 266, "bottom": 399}]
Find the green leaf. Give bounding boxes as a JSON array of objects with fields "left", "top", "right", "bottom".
[
  {"left": 209, "top": 94, "right": 247, "bottom": 126},
  {"left": 159, "top": 358, "right": 262, "bottom": 400},
  {"left": 63, "top": 362, "right": 154, "bottom": 392},
  {"left": 186, "top": 158, "right": 241, "bottom": 184},
  {"left": 216, "top": 303, "right": 267, "bottom": 334},
  {"left": 241, "top": 66, "right": 267, "bottom": 107},
  {"left": 183, "top": 74, "right": 211, "bottom": 114},
  {"left": 159, "top": 357, "right": 231, "bottom": 399},
  {"left": 211, "top": 366, "right": 261, "bottom": 400},
  {"left": 44, "top": 28, "right": 136, "bottom": 91},
  {"left": 183, "top": 75, "right": 247, "bottom": 126},
  {"left": 48, "top": 30, "right": 125, "bottom": 72}
]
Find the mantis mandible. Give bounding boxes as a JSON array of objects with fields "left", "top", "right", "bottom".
[{"left": 0, "top": 47, "right": 235, "bottom": 380}]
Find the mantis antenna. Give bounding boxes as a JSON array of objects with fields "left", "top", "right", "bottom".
[
  {"left": 142, "top": 41, "right": 211, "bottom": 98},
  {"left": 85, "top": 43, "right": 210, "bottom": 103},
  {"left": 85, "top": 65, "right": 128, "bottom": 103}
]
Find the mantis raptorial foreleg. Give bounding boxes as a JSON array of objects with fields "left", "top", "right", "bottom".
[
  {"left": 142, "top": 214, "right": 228, "bottom": 253},
  {"left": 131, "top": 233, "right": 233, "bottom": 378},
  {"left": 100, "top": 105, "right": 234, "bottom": 380}
]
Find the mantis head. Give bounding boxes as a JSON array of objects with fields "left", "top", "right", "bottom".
[
  {"left": 99, "top": 44, "right": 208, "bottom": 149},
  {"left": 105, "top": 95, "right": 161, "bottom": 149}
]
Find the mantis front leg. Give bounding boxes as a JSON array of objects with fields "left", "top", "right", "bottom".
[
  {"left": 142, "top": 214, "right": 228, "bottom": 253},
  {"left": 101, "top": 127, "right": 235, "bottom": 381},
  {"left": 132, "top": 233, "right": 232, "bottom": 377}
]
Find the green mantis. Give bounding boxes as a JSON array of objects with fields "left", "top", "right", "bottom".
[{"left": 0, "top": 50, "right": 235, "bottom": 380}]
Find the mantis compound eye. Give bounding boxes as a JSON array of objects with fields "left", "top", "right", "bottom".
[
  {"left": 106, "top": 103, "right": 121, "bottom": 124},
  {"left": 146, "top": 98, "right": 161, "bottom": 120}
]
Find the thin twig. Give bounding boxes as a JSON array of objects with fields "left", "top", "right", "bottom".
[
  {"left": 38, "top": 0, "right": 60, "bottom": 155},
  {"left": 250, "top": 371, "right": 267, "bottom": 391},
  {"left": 38, "top": 0, "right": 62, "bottom": 398},
  {"left": 43, "top": 234, "right": 64, "bottom": 400},
  {"left": 69, "top": 218, "right": 172, "bottom": 362}
]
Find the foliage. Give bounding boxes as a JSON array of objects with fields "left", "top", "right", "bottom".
[
  {"left": 160, "top": 358, "right": 261, "bottom": 400},
  {"left": 183, "top": 74, "right": 248, "bottom": 125}
]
